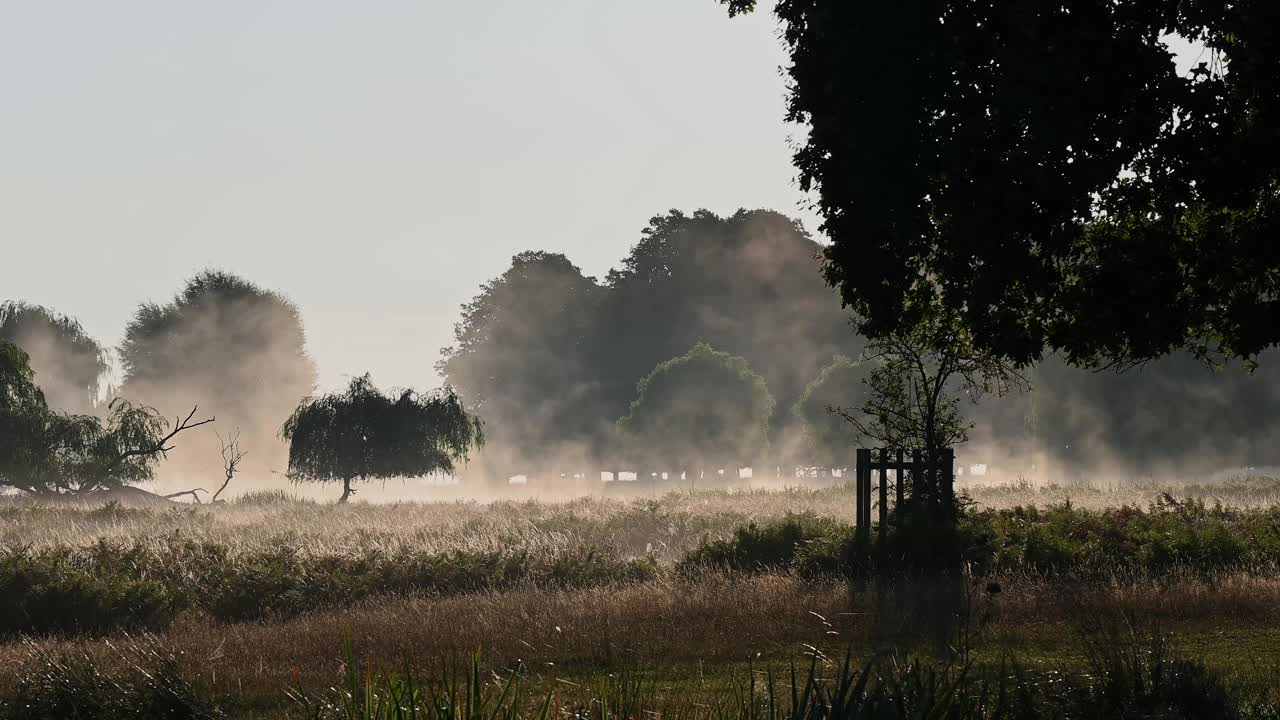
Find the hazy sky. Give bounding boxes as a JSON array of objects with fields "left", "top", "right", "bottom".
[
  {"left": 1, "top": 1, "right": 818, "bottom": 392},
  {"left": 1, "top": 4, "right": 1204, "bottom": 394}
]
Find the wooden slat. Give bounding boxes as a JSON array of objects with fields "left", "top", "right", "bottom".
[
  {"left": 877, "top": 447, "right": 888, "bottom": 542},
  {"left": 895, "top": 448, "right": 905, "bottom": 515}
]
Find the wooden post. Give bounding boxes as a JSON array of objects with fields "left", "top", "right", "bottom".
[
  {"left": 910, "top": 449, "right": 923, "bottom": 500},
  {"left": 877, "top": 447, "right": 888, "bottom": 542},
  {"left": 855, "top": 449, "right": 870, "bottom": 544},
  {"left": 895, "top": 448, "right": 905, "bottom": 515}
]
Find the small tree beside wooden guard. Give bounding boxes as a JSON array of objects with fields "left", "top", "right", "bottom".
[{"left": 854, "top": 447, "right": 955, "bottom": 545}]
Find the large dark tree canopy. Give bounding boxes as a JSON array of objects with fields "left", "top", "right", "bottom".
[{"left": 726, "top": 0, "right": 1280, "bottom": 367}]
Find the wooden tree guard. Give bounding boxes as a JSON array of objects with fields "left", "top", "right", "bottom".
[{"left": 854, "top": 446, "right": 956, "bottom": 543}]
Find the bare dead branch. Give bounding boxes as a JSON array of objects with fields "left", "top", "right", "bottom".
[
  {"left": 212, "top": 429, "right": 246, "bottom": 503},
  {"left": 163, "top": 488, "right": 207, "bottom": 503},
  {"left": 108, "top": 406, "right": 215, "bottom": 471}
]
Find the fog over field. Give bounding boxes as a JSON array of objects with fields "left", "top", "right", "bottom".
[
  {"left": 5, "top": 4, "right": 1280, "bottom": 718},
  {"left": 7, "top": 217, "right": 1278, "bottom": 501}
]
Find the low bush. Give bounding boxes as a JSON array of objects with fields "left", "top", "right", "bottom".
[
  {"left": 0, "top": 547, "right": 178, "bottom": 637},
  {"left": 677, "top": 513, "right": 847, "bottom": 576},
  {"left": 680, "top": 499, "right": 1280, "bottom": 580},
  {"left": 234, "top": 489, "right": 311, "bottom": 506},
  {"left": 968, "top": 498, "right": 1280, "bottom": 576},
  {"left": 0, "top": 539, "right": 658, "bottom": 637}
]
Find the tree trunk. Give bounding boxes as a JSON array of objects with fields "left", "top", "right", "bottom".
[{"left": 338, "top": 476, "right": 354, "bottom": 504}]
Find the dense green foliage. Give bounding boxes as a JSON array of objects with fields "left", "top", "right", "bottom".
[
  {"left": 0, "top": 301, "right": 108, "bottom": 413},
  {"left": 967, "top": 498, "right": 1280, "bottom": 576},
  {"left": 0, "top": 545, "right": 179, "bottom": 637},
  {"left": 725, "top": 0, "right": 1280, "bottom": 369},
  {"left": 618, "top": 343, "right": 774, "bottom": 472},
  {"left": 1, "top": 340, "right": 203, "bottom": 495},
  {"left": 679, "top": 513, "right": 849, "bottom": 577},
  {"left": 281, "top": 374, "right": 485, "bottom": 502},
  {"left": 727, "top": 0, "right": 1274, "bottom": 366}
]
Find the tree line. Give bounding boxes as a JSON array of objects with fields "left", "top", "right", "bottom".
[
  {"left": 440, "top": 207, "right": 1280, "bottom": 481},
  {"left": 434, "top": 209, "right": 861, "bottom": 480},
  {"left": 5, "top": 200, "right": 1279, "bottom": 499}
]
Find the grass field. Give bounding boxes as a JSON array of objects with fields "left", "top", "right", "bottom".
[{"left": 3, "top": 478, "right": 1280, "bottom": 718}]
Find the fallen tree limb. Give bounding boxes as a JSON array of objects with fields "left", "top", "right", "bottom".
[{"left": 163, "top": 488, "right": 207, "bottom": 503}]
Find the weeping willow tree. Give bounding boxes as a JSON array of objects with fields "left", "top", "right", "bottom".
[
  {"left": 0, "top": 339, "right": 212, "bottom": 495},
  {"left": 0, "top": 301, "right": 110, "bottom": 413},
  {"left": 280, "top": 374, "right": 484, "bottom": 503}
]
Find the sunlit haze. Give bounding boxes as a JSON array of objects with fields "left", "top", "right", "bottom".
[{"left": 1, "top": 1, "right": 818, "bottom": 392}]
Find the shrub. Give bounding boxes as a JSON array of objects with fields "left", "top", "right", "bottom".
[
  {"left": 0, "top": 547, "right": 177, "bottom": 638},
  {"left": 681, "top": 499, "right": 1280, "bottom": 580},
  {"left": 967, "top": 500, "right": 1280, "bottom": 577},
  {"left": 234, "top": 489, "right": 309, "bottom": 506},
  {"left": 0, "top": 537, "right": 663, "bottom": 634},
  {"left": 678, "top": 513, "right": 847, "bottom": 575}
]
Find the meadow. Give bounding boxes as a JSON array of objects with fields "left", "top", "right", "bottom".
[{"left": 4, "top": 477, "right": 1280, "bottom": 718}]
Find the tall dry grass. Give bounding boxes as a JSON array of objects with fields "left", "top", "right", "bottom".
[
  {"left": 5, "top": 476, "right": 1278, "bottom": 558},
  {"left": 6, "top": 570, "right": 1280, "bottom": 703}
]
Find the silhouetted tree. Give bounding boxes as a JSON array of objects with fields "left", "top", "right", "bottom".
[
  {"left": 1, "top": 340, "right": 212, "bottom": 495},
  {"left": 280, "top": 375, "right": 484, "bottom": 503},
  {"left": 0, "top": 301, "right": 109, "bottom": 413},
  {"left": 436, "top": 210, "right": 861, "bottom": 477},
  {"left": 725, "top": 1, "right": 1280, "bottom": 368},
  {"left": 834, "top": 309, "right": 1027, "bottom": 455},
  {"left": 617, "top": 343, "right": 774, "bottom": 481},
  {"left": 592, "top": 209, "right": 858, "bottom": 436},
  {"left": 792, "top": 355, "right": 869, "bottom": 467},
  {"left": 120, "top": 269, "right": 316, "bottom": 480},
  {"left": 437, "top": 252, "right": 604, "bottom": 478}
]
